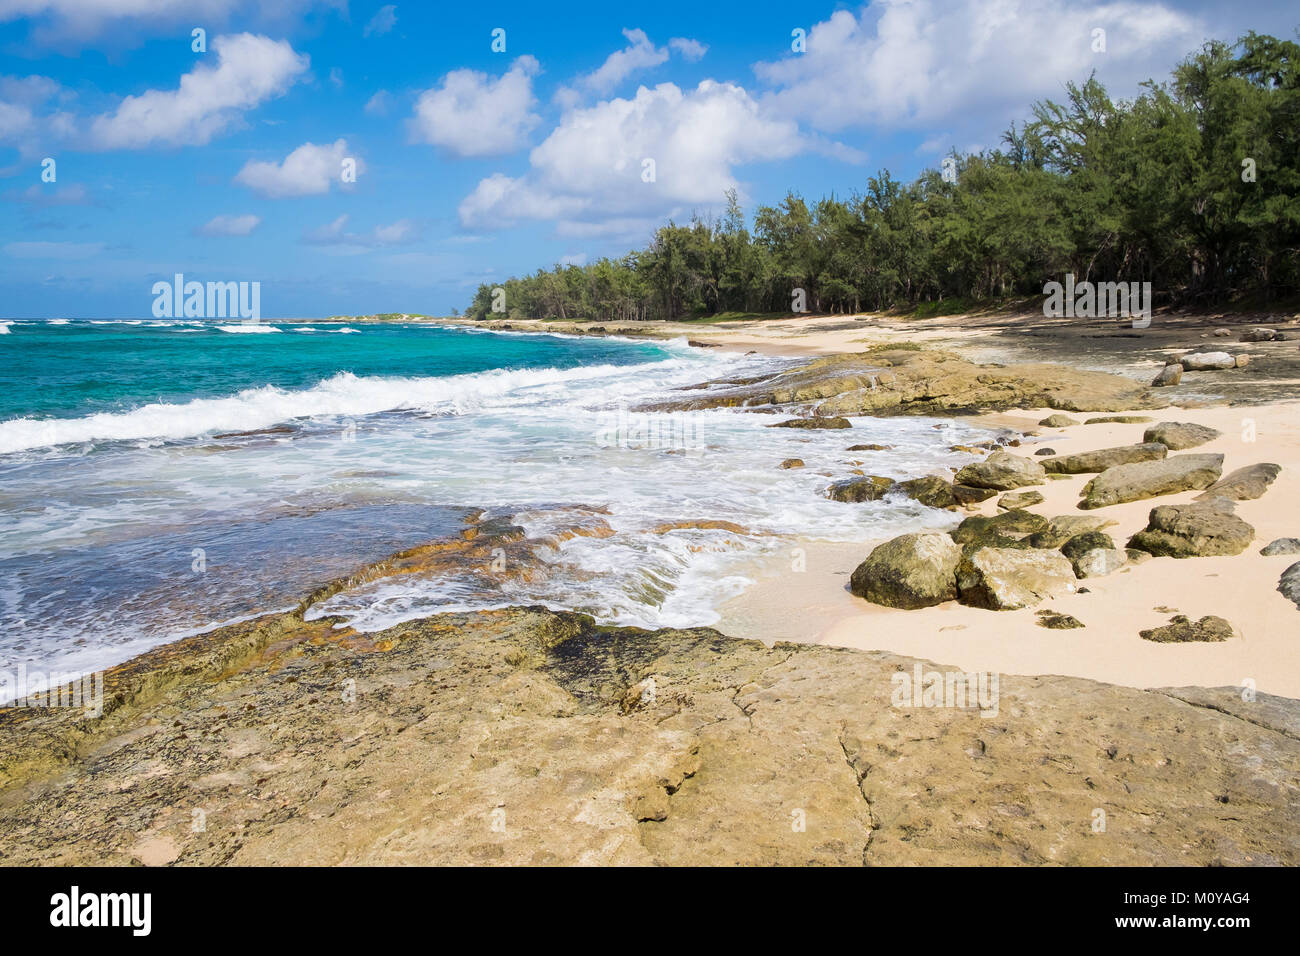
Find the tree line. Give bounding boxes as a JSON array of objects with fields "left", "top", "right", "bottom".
[{"left": 465, "top": 31, "right": 1299, "bottom": 322}]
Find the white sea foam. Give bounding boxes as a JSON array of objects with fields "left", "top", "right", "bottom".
[{"left": 216, "top": 324, "right": 280, "bottom": 334}]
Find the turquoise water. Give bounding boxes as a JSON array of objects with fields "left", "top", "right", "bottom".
[
  {"left": 0, "top": 319, "right": 671, "bottom": 421},
  {"left": 0, "top": 318, "right": 995, "bottom": 695}
]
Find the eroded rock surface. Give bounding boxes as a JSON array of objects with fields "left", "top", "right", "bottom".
[{"left": 1, "top": 606, "right": 1294, "bottom": 866}]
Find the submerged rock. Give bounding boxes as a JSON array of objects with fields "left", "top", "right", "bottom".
[
  {"left": 849, "top": 532, "right": 962, "bottom": 609},
  {"left": 1127, "top": 498, "right": 1255, "bottom": 558},
  {"left": 768, "top": 417, "right": 852, "bottom": 429},
  {"left": 1079, "top": 454, "right": 1223, "bottom": 509},
  {"left": 827, "top": 475, "right": 895, "bottom": 502}
]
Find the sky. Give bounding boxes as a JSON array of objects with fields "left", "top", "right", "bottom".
[{"left": 1, "top": 0, "right": 1296, "bottom": 319}]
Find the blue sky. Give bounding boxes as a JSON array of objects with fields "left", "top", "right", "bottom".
[{"left": 1, "top": 0, "right": 1296, "bottom": 318}]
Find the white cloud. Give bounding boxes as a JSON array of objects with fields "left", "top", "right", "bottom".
[
  {"left": 754, "top": 0, "right": 1203, "bottom": 131},
  {"left": 89, "top": 33, "right": 308, "bottom": 148},
  {"left": 364, "top": 4, "right": 397, "bottom": 37},
  {"left": 302, "top": 213, "right": 419, "bottom": 247},
  {"left": 328, "top": 66, "right": 344, "bottom": 89},
  {"left": 668, "top": 37, "right": 708, "bottom": 61},
  {"left": 581, "top": 28, "right": 669, "bottom": 93},
  {"left": 458, "top": 80, "right": 803, "bottom": 237},
  {"left": 409, "top": 55, "right": 540, "bottom": 157},
  {"left": 235, "top": 139, "right": 359, "bottom": 198},
  {"left": 364, "top": 89, "right": 391, "bottom": 115},
  {"left": 196, "top": 213, "right": 261, "bottom": 236}
]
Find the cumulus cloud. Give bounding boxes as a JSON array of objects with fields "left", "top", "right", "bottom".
[
  {"left": 364, "top": 90, "right": 392, "bottom": 115},
  {"left": 668, "top": 37, "right": 708, "bottom": 61},
  {"left": 754, "top": 0, "right": 1204, "bottom": 131},
  {"left": 364, "top": 4, "right": 397, "bottom": 37},
  {"left": 195, "top": 213, "right": 261, "bottom": 236},
  {"left": 409, "top": 55, "right": 540, "bottom": 157},
  {"left": 89, "top": 33, "right": 308, "bottom": 148},
  {"left": 458, "top": 80, "right": 802, "bottom": 237},
  {"left": 234, "top": 139, "right": 359, "bottom": 198},
  {"left": 581, "top": 28, "right": 669, "bottom": 93}
]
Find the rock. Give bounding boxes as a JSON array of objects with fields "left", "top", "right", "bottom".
[
  {"left": 0, "top": 602, "right": 1296, "bottom": 865},
  {"left": 621, "top": 677, "right": 658, "bottom": 713},
  {"left": 1140, "top": 615, "right": 1235, "bottom": 643},
  {"left": 1026, "top": 515, "right": 1117, "bottom": 549},
  {"left": 896, "top": 476, "right": 958, "bottom": 510},
  {"left": 779, "top": 458, "right": 804, "bottom": 469},
  {"left": 997, "top": 490, "right": 1045, "bottom": 511},
  {"left": 827, "top": 475, "right": 895, "bottom": 502},
  {"left": 1127, "top": 498, "right": 1255, "bottom": 557},
  {"left": 1074, "top": 548, "right": 1128, "bottom": 578},
  {"left": 1039, "top": 414, "right": 1080, "bottom": 427},
  {"left": 847, "top": 443, "right": 892, "bottom": 451},
  {"left": 1079, "top": 454, "right": 1224, "bottom": 509},
  {"left": 1280, "top": 561, "right": 1300, "bottom": 610},
  {"left": 1061, "top": 531, "right": 1117, "bottom": 562},
  {"left": 956, "top": 548, "right": 1078, "bottom": 610},
  {"left": 1125, "top": 549, "right": 1153, "bottom": 564},
  {"left": 1195, "top": 463, "right": 1280, "bottom": 501},
  {"left": 1241, "top": 327, "right": 1280, "bottom": 342},
  {"left": 1236, "top": 354, "right": 1252, "bottom": 368},
  {"left": 768, "top": 417, "right": 851, "bottom": 429},
  {"left": 1084, "top": 415, "right": 1153, "bottom": 424},
  {"left": 1152, "top": 365, "right": 1183, "bottom": 387},
  {"left": 948, "top": 444, "right": 985, "bottom": 454},
  {"left": 1034, "top": 447, "right": 1056, "bottom": 456},
  {"left": 849, "top": 532, "right": 962, "bottom": 609},
  {"left": 1261, "top": 538, "right": 1300, "bottom": 556},
  {"left": 1042, "top": 442, "right": 1168, "bottom": 474},
  {"left": 952, "top": 484, "right": 998, "bottom": 505},
  {"left": 952, "top": 510, "right": 1049, "bottom": 548},
  {"left": 1142, "top": 422, "right": 1221, "bottom": 450},
  {"left": 1180, "top": 351, "right": 1236, "bottom": 371},
  {"left": 954, "top": 451, "right": 1046, "bottom": 490},
  {"left": 1212, "top": 327, "right": 1232, "bottom": 337},
  {"left": 1036, "top": 610, "right": 1085, "bottom": 629}
]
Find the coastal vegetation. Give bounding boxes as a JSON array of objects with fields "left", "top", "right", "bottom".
[{"left": 466, "top": 31, "right": 1299, "bottom": 322}]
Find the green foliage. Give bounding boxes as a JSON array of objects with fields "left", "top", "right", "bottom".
[{"left": 465, "top": 32, "right": 1299, "bottom": 321}]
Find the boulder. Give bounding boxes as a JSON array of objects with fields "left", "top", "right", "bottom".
[
  {"left": 849, "top": 532, "right": 962, "bottom": 609},
  {"left": 956, "top": 548, "right": 1078, "bottom": 610},
  {"left": 1143, "top": 422, "right": 1221, "bottom": 450},
  {"left": 769, "top": 417, "right": 851, "bottom": 429},
  {"left": 1241, "top": 327, "right": 1280, "bottom": 342},
  {"left": 1126, "top": 498, "right": 1255, "bottom": 557},
  {"left": 847, "top": 443, "right": 892, "bottom": 451},
  {"left": 997, "top": 490, "right": 1045, "bottom": 511},
  {"left": 1280, "top": 561, "right": 1300, "bottom": 610},
  {"left": 896, "top": 476, "right": 958, "bottom": 510},
  {"left": 1061, "top": 531, "right": 1117, "bottom": 562},
  {"left": 1140, "top": 615, "right": 1234, "bottom": 643},
  {"left": 1042, "top": 442, "right": 1168, "bottom": 474},
  {"left": 1079, "top": 454, "right": 1223, "bottom": 509},
  {"left": 1074, "top": 548, "right": 1128, "bottom": 578},
  {"left": 1034, "top": 447, "right": 1057, "bottom": 456},
  {"left": 1026, "top": 515, "right": 1118, "bottom": 549},
  {"left": 952, "top": 509, "right": 1049, "bottom": 545},
  {"left": 1152, "top": 365, "right": 1182, "bottom": 387},
  {"left": 1236, "top": 354, "right": 1252, "bottom": 368},
  {"left": 1038, "top": 414, "right": 1080, "bottom": 428},
  {"left": 954, "top": 450, "right": 1046, "bottom": 490},
  {"left": 827, "top": 475, "right": 895, "bottom": 502},
  {"left": 1260, "top": 538, "right": 1300, "bottom": 556},
  {"left": 1195, "top": 462, "right": 1280, "bottom": 501},
  {"left": 1180, "top": 351, "right": 1236, "bottom": 371},
  {"left": 1085, "top": 415, "right": 1152, "bottom": 424},
  {"left": 779, "top": 458, "right": 804, "bottom": 469},
  {"left": 952, "top": 484, "right": 997, "bottom": 505}
]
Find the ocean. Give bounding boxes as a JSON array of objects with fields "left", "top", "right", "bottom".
[{"left": 0, "top": 319, "right": 996, "bottom": 691}]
